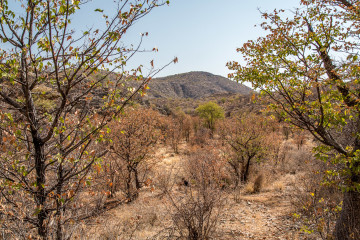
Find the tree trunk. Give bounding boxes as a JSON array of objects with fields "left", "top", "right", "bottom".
[
  {"left": 125, "top": 168, "right": 132, "bottom": 200},
  {"left": 242, "top": 157, "right": 252, "bottom": 183},
  {"left": 334, "top": 189, "right": 360, "bottom": 240},
  {"left": 230, "top": 163, "right": 240, "bottom": 189},
  {"left": 134, "top": 169, "right": 141, "bottom": 190},
  {"left": 56, "top": 164, "right": 64, "bottom": 240},
  {"left": 33, "top": 138, "right": 47, "bottom": 239}
]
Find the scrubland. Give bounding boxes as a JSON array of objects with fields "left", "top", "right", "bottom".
[{"left": 62, "top": 105, "right": 340, "bottom": 240}]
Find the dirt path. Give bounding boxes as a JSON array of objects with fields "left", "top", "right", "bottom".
[{"left": 218, "top": 190, "right": 304, "bottom": 240}]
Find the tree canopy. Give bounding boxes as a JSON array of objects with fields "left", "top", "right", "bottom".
[
  {"left": 0, "top": 0, "right": 171, "bottom": 238},
  {"left": 196, "top": 101, "right": 224, "bottom": 131},
  {"left": 228, "top": 0, "right": 360, "bottom": 239}
]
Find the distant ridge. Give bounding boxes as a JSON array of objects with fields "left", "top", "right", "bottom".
[{"left": 146, "top": 71, "right": 252, "bottom": 99}]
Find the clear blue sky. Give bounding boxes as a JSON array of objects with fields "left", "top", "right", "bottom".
[
  {"left": 13, "top": 0, "right": 301, "bottom": 78},
  {"left": 117, "top": 0, "right": 301, "bottom": 78}
]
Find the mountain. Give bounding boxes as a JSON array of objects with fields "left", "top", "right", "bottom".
[{"left": 145, "top": 71, "right": 252, "bottom": 99}]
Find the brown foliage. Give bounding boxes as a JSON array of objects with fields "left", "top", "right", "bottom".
[
  {"left": 105, "top": 107, "right": 160, "bottom": 200},
  {"left": 219, "top": 113, "right": 280, "bottom": 187},
  {"left": 166, "top": 117, "right": 183, "bottom": 154}
]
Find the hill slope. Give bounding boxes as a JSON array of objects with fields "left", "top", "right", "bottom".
[{"left": 146, "top": 71, "right": 251, "bottom": 99}]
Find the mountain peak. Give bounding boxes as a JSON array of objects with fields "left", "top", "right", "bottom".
[{"left": 147, "top": 71, "right": 251, "bottom": 99}]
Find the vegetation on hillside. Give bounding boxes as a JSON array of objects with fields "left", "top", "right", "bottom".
[{"left": 145, "top": 71, "right": 252, "bottom": 99}]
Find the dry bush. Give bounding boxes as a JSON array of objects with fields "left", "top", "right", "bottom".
[
  {"left": 103, "top": 107, "right": 160, "bottom": 200},
  {"left": 292, "top": 162, "right": 342, "bottom": 239},
  {"left": 166, "top": 117, "right": 183, "bottom": 154},
  {"left": 253, "top": 174, "right": 264, "bottom": 193},
  {"left": 190, "top": 127, "right": 211, "bottom": 146},
  {"left": 165, "top": 149, "right": 227, "bottom": 240},
  {"left": 237, "top": 173, "right": 265, "bottom": 194},
  {"left": 293, "top": 132, "right": 307, "bottom": 150},
  {"left": 72, "top": 190, "right": 169, "bottom": 240},
  {"left": 191, "top": 116, "right": 202, "bottom": 136},
  {"left": 74, "top": 215, "right": 142, "bottom": 240},
  {"left": 276, "top": 139, "right": 314, "bottom": 174},
  {"left": 172, "top": 108, "right": 193, "bottom": 142},
  {"left": 270, "top": 180, "right": 285, "bottom": 192},
  {"left": 182, "top": 116, "right": 193, "bottom": 143},
  {"left": 282, "top": 126, "right": 292, "bottom": 140},
  {"left": 155, "top": 165, "right": 178, "bottom": 199},
  {"left": 154, "top": 114, "right": 170, "bottom": 145}
]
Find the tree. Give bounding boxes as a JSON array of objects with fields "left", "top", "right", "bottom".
[
  {"left": 195, "top": 101, "right": 224, "bottom": 133},
  {"left": 228, "top": 0, "right": 360, "bottom": 239},
  {"left": 0, "top": 0, "right": 172, "bottom": 238},
  {"left": 166, "top": 116, "right": 183, "bottom": 153},
  {"left": 173, "top": 108, "right": 192, "bottom": 142},
  {"left": 219, "top": 113, "right": 275, "bottom": 188},
  {"left": 107, "top": 107, "right": 160, "bottom": 200}
]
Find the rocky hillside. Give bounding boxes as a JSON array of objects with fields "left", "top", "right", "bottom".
[{"left": 146, "top": 71, "right": 252, "bottom": 99}]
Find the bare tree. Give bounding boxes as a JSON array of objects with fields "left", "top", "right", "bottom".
[
  {"left": 166, "top": 116, "right": 183, "bottom": 154},
  {"left": 166, "top": 149, "right": 227, "bottom": 240}
]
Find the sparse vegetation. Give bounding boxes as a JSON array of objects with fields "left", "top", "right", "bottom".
[
  {"left": 9, "top": 92, "right": 338, "bottom": 239},
  {"left": 0, "top": 0, "right": 357, "bottom": 239},
  {"left": 219, "top": 113, "right": 280, "bottom": 187}
]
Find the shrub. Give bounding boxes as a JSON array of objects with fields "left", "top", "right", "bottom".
[
  {"left": 253, "top": 174, "right": 264, "bottom": 193},
  {"left": 292, "top": 165, "right": 342, "bottom": 239},
  {"left": 166, "top": 149, "right": 227, "bottom": 240}
]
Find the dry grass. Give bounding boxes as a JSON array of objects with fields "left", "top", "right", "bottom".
[
  {"left": 74, "top": 190, "right": 172, "bottom": 239},
  {"left": 269, "top": 180, "right": 285, "bottom": 192}
]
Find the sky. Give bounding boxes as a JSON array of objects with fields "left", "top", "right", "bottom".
[
  {"left": 11, "top": 0, "right": 301, "bottom": 78},
  {"left": 115, "top": 0, "right": 301, "bottom": 78}
]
